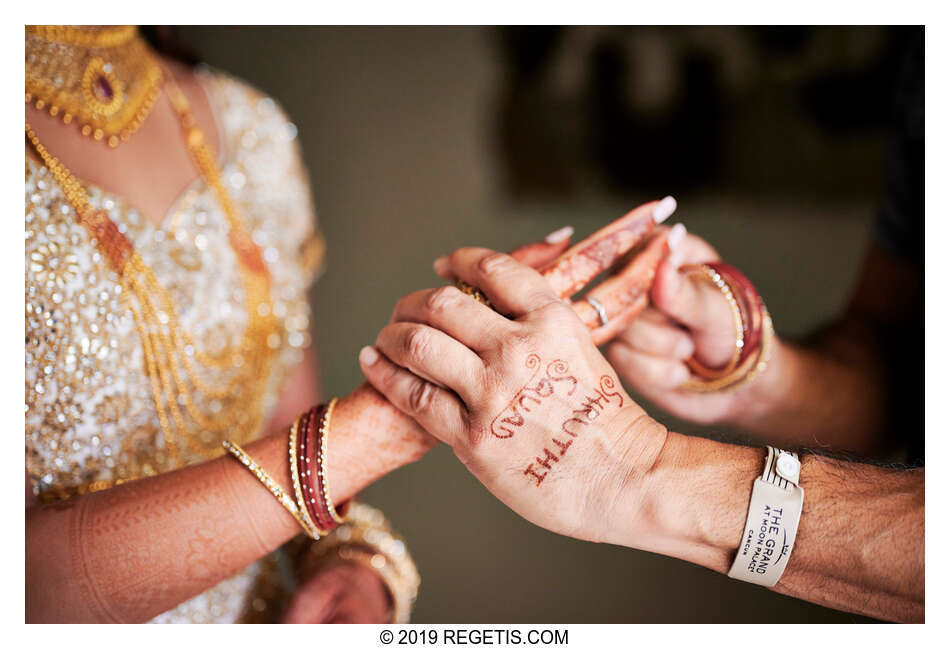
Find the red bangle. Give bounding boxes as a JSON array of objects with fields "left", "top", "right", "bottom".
[
  {"left": 706, "top": 262, "right": 764, "bottom": 364},
  {"left": 313, "top": 398, "right": 346, "bottom": 527},
  {"left": 300, "top": 404, "right": 335, "bottom": 531}
]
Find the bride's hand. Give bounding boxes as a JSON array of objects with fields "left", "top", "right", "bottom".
[
  {"left": 282, "top": 560, "right": 391, "bottom": 623},
  {"left": 359, "top": 247, "right": 669, "bottom": 544},
  {"left": 605, "top": 225, "right": 767, "bottom": 426}
]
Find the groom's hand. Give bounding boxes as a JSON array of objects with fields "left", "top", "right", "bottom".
[{"left": 360, "top": 246, "right": 669, "bottom": 545}]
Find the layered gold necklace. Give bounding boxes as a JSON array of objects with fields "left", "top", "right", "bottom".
[
  {"left": 26, "top": 25, "right": 163, "bottom": 148},
  {"left": 26, "top": 26, "right": 279, "bottom": 478}
]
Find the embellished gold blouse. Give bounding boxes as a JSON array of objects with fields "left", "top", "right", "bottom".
[{"left": 25, "top": 68, "right": 323, "bottom": 622}]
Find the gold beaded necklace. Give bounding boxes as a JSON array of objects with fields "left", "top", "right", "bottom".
[
  {"left": 26, "top": 25, "right": 163, "bottom": 148},
  {"left": 26, "top": 31, "right": 280, "bottom": 474}
]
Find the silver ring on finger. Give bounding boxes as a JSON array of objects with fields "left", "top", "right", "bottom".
[{"left": 586, "top": 296, "right": 609, "bottom": 327}]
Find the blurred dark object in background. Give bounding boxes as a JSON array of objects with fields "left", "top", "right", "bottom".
[
  {"left": 140, "top": 25, "right": 202, "bottom": 66},
  {"left": 494, "top": 26, "right": 918, "bottom": 201}
]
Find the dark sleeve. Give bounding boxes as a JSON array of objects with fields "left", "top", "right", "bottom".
[{"left": 873, "top": 33, "right": 923, "bottom": 265}]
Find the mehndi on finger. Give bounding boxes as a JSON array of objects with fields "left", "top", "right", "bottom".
[{"left": 539, "top": 199, "right": 670, "bottom": 299}]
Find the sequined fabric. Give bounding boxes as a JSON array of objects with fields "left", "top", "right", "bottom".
[{"left": 25, "top": 68, "right": 322, "bottom": 623}]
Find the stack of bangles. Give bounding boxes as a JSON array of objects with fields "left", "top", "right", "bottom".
[
  {"left": 222, "top": 398, "right": 346, "bottom": 539},
  {"left": 222, "top": 398, "right": 420, "bottom": 621},
  {"left": 679, "top": 262, "right": 775, "bottom": 393}
]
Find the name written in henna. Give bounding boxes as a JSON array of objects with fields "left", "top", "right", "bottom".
[
  {"left": 490, "top": 355, "right": 577, "bottom": 439},
  {"left": 522, "top": 375, "right": 623, "bottom": 487}
]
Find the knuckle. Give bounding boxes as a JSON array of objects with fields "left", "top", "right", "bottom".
[
  {"left": 425, "top": 285, "right": 461, "bottom": 315},
  {"left": 534, "top": 298, "right": 574, "bottom": 325},
  {"left": 532, "top": 292, "right": 564, "bottom": 315},
  {"left": 404, "top": 326, "right": 431, "bottom": 363},
  {"left": 504, "top": 328, "right": 539, "bottom": 356},
  {"left": 538, "top": 300, "right": 587, "bottom": 337},
  {"left": 477, "top": 251, "right": 516, "bottom": 278},
  {"left": 407, "top": 379, "right": 436, "bottom": 413}
]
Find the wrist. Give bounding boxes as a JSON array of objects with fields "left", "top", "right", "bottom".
[
  {"left": 609, "top": 430, "right": 762, "bottom": 573},
  {"left": 328, "top": 387, "right": 437, "bottom": 501},
  {"left": 722, "top": 337, "right": 796, "bottom": 430}
]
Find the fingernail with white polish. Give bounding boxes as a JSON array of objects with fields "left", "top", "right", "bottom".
[
  {"left": 545, "top": 225, "right": 574, "bottom": 244},
  {"left": 667, "top": 223, "right": 687, "bottom": 249},
  {"left": 652, "top": 196, "right": 678, "bottom": 224},
  {"left": 433, "top": 256, "right": 449, "bottom": 274},
  {"left": 667, "top": 223, "right": 687, "bottom": 269},
  {"left": 359, "top": 345, "right": 379, "bottom": 366},
  {"left": 668, "top": 250, "right": 685, "bottom": 270}
]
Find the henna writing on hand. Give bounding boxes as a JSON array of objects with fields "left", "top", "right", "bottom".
[
  {"left": 523, "top": 375, "right": 623, "bottom": 487},
  {"left": 490, "top": 355, "right": 578, "bottom": 439}
]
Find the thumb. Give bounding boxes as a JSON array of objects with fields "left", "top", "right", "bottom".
[
  {"left": 651, "top": 225, "right": 740, "bottom": 369},
  {"left": 651, "top": 224, "right": 706, "bottom": 328}
]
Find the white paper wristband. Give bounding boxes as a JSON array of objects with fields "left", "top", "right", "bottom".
[{"left": 727, "top": 446, "right": 805, "bottom": 587}]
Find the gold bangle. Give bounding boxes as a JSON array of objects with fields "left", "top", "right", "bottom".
[
  {"left": 221, "top": 439, "right": 314, "bottom": 537},
  {"left": 288, "top": 417, "right": 325, "bottom": 538},
  {"left": 319, "top": 397, "right": 346, "bottom": 525},
  {"left": 682, "top": 264, "right": 744, "bottom": 379},
  {"left": 680, "top": 307, "right": 774, "bottom": 393}
]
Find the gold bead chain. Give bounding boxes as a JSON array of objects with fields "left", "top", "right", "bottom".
[{"left": 26, "top": 71, "right": 280, "bottom": 466}]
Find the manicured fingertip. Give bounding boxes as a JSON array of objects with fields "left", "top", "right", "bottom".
[
  {"left": 358, "top": 345, "right": 379, "bottom": 367},
  {"left": 433, "top": 256, "right": 450, "bottom": 276},
  {"left": 665, "top": 223, "right": 687, "bottom": 269},
  {"left": 667, "top": 223, "right": 687, "bottom": 249},
  {"left": 544, "top": 225, "right": 574, "bottom": 244},
  {"left": 668, "top": 248, "right": 685, "bottom": 270},
  {"left": 652, "top": 196, "right": 678, "bottom": 224}
]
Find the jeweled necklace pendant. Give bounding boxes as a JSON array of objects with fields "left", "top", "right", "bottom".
[{"left": 26, "top": 25, "right": 163, "bottom": 148}]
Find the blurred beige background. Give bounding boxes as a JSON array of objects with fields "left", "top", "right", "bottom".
[{"left": 176, "top": 26, "right": 896, "bottom": 622}]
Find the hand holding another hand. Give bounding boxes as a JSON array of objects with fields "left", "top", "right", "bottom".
[{"left": 359, "top": 246, "right": 669, "bottom": 545}]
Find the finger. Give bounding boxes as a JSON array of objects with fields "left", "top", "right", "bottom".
[
  {"left": 652, "top": 261, "right": 737, "bottom": 335},
  {"left": 589, "top": 295, "right": 647, "bottom": 346},
  {"left": 614, "top": 314, "right": 694, "bottom": 359},
  {"left": 540, "top": 196, "right": 676, "bottom": 299},
  {"left": 665, "top": 224, "right": 722, "bottom": 269},
  {"left": 359, "top": 345, "right": 467, "bottom": 446},
  {"left": 390, "top": 286, "right": 515, "bottom": 352},
  {"left": 574, "top": 230, "right": 669, "bottom": 341},
  {"left": 433, "top": 226, "right": 573, "bottom": 281},
  {"left": 440, "top": 247, "right": 560, "bottom": 317},
  {"left": 375, "top": 322, "right": 484, "bottom": 400},
  {"left": 509, "top": 225, "right": 574, "bottom": 269},
  {"left": 605, "top": 341, "right": 690, "bottom": 391},
  {"left": 650, "top": 224, "right": 724, "bottom": 330}
]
